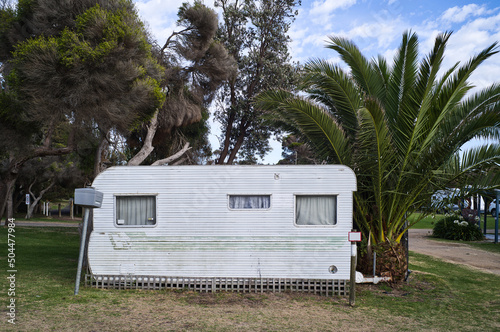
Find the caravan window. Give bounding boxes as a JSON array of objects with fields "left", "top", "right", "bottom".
[
  {"left": 115, "top": 195, "right": 156, "bottom": 226},
  {"left": 228, "top": 195, "right": 271, "bottom": 209},
  {"left": 295, "top": 195, "right": 337, "bottom": 226}
]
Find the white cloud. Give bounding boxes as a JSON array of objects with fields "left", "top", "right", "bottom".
[
  {"left": 309, "top": 0, "right": 357, "bottom": 16},
  {"left": 134, "top": 0, "right": 186, "bottom": 42},
  {"left": 345, "top": 20, "right": 399, "bottom": 49},
  {"left": 307, "top": 0, "right": 357, "bottom": 25},
  {"left": 441, "top": 4, "right": 487, "bottom": 23},
  {"left": 445, "top": 13, "right": 500, "bottom": 58}
]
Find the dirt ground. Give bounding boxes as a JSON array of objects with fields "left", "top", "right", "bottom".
[{"left": 409, "top": 229, "right": 500, "bottom": 275}]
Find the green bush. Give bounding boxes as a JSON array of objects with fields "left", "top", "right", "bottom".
[{"left": 433, "top": 214, "right": 484, "bottom": 241}]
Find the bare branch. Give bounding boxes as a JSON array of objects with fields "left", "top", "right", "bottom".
[
  {"left": 127, "top": 109, "right": 160, "bottom": 166},
  {"left": 151, "top": 143, "right": 191, "bottom": 166},
  {"left": 160, "top": 27, "right": 193, "bottom": 56},
  {"left": 26, "top": 180, "right": 55, "bottom": 219},
  {"left": 171, "top": 157, "right": 188, "bottom": 166}
]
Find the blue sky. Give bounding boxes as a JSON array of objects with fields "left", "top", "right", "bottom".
[{"left": 134, "top": 0, "right": 500, "bottom": 163}]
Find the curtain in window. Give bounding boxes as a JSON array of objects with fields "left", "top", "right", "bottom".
[
  {"left": 229, "top": 195, "right": 271, "bottom": 209},
  {"left": 116, "top": 196, "right": 156, "bottom": 225},
  {"left": 296, "top": 195, "right": 337, "bottom": 225}
]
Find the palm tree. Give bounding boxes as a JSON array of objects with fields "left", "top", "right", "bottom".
[{"left": 256, "top": 31, "right": 500, "bottom": 280}]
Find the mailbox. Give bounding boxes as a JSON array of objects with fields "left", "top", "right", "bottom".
[{"left": 74, "top": 188, "right": 103, "bottom": 208}]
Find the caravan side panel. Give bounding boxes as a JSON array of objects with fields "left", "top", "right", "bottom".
[{"left": 88, "top": 165, "right": 356, "bottom": 281}]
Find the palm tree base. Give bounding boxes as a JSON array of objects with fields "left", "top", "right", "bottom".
[{"left": 358, "top": 240, "right": 408, "bottom": 282}]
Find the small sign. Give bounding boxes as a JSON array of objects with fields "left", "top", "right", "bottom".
[
  {"left": 348, "top": 232, "right": 362, "bottom": 242},
  {"left": 25, "top": 194, "right": 30, "bottom": 205}
]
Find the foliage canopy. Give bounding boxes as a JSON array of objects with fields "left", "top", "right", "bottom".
[
  {"left": 214, "top": 0, "right": 300, "bottom": 164},
  {"left": 257, "top": 31, "right": 500, "bottom": 249}
]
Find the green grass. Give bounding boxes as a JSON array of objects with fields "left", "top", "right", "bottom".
[
  {"left": 0, "top": 226, "right": 499, "bottom": 331},
  {"left": 409, "top": 212, "right": 498, "bottom": 229},
  {"left": 12, "top": 212, "right": 82, "bottom": 223},
  {"left": 361, "top": 253, "right": 500, "bottom": 331},
  {"left": 463, "top": 241, "right": 500, "bottom": 254}
]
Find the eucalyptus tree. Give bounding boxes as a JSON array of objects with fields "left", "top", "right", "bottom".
[
  {"left": 214, "top": 0, "right": 300, "bottom": 164},
  {"left": 256, "top": 31, "right": 500, "bottom": 280}
]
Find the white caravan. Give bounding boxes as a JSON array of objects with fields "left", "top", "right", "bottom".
[{"left": 86, "top": 165, "right": 357, "bottom": 294}]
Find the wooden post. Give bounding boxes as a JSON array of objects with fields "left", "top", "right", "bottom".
[
  {"left": 58, "top": 203, "right": 62, "bottom": 217},
  {"left": 70, "top": 199, "right": 74, "bottom": 219}
]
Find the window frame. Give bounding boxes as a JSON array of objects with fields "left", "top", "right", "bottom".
[
  {"left": 114, "top": 194, "right": 158, "bottom": 228},
  {"left": 294, "top": 194, "right": 338, "bottom": 227},
  {"left": 227, "top": 194, "right": 272, "bottom": 211}
]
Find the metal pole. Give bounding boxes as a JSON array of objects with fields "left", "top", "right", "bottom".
[
  {"left": 484, "top": 198, "right": 488, "bottom": 235},
  {"left": 349, "top": 236, "right": 357, "bottom": 307},
  {"left": 477, "top": 194, "right": 481, "bottom": 229},
  {"left": 495, "top": 193, "right": 499, "bottom": 244},
  {"left": 74, "top": 208, "right": 90, "bottom": 295}
]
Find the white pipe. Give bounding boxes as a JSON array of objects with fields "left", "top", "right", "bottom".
[{"left": 355, "top": 271, "right": 392, "bottom": 284}]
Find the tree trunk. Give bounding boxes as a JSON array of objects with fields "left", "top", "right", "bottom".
[
  {"left": 6, "top": 185, "right": 14, "bottom": 222},
  {"left": 358, "top": 240, "right": 408, "bottom": 282},
  {"left": 217, "top": 109, "right": 236, "bottom": 164},
  {"left": 128, "top": 109, "right": 159, "bottom": 166},
  {"left": 0, "top": 182, "right": 6, "bottom": 222},
  {"left": 1, "top": 175, "right": 17, "bottom": 225},
  {"left": 27, "top": 181, "right": 55, "bottom": 219},
  {"left": 226, "top": 119, "right": 249, "bottom": 164},
  {"left": 93, "top": 131, "right": 110, "bottom": 177},
  {"left": 14, "top": 190, "right": 25, "bottom": 215},
  {"left": 128, "top": 110, "right": 192, "bottom": 167},
  {"left": 217, "top": 76, "right": 238, "bottom": 165}
]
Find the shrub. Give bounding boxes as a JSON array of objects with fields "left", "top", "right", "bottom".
[
  {"left": 433, "top": 213, "right": 484, "bottom": 241},
  {"left": 461, "top": 208, "right": 479, "bottom": 225}
]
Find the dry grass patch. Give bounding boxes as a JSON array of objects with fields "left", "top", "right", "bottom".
[{"left": 14, "top": 290, "right": 423, "bottom": 331}]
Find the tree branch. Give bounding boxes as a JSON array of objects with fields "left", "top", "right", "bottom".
[
  {"left": 160, "top": 27, "right": 194, "bottom": 56},
  {"left": 27, "top": 180, "right": 55, "bottom": 219},
  {"left": 151, "top": 143, "right": 191, "bottom": 166},
  {"left": 127, "top": 109, "right": 160, "bottom": 166}
]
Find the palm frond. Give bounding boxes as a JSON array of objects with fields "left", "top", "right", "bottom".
[
  {"left": 255, "top": 89, "right": 351, "bottom": 164},
  {"left": 372, "top": 55, "right": 390, "bottom": 104},
  {"left": 303, "top": 59, "right": 362, "bottom": 138},
  {"left": 385, "top": 31, "right": 419, "bottom": 125},
  {"left": 356, "top": 98, "right": 396, "bottom": 241},
  {"left": 325, "top": 36, "right": 385, "bottom": 99},
  {"left": 422, "top": 42, "right": 500, "bottom": 150},
  {"left": 444, "top": 144, "right": 500, "bottom": 191},
  {"left": 407, "top": 31, "right": 451, "bottom": 148}
]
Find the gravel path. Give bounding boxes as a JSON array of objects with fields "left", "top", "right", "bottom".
[
  {"left": 409, "top": 229, "right": 500, "bottom": 275},
  {"left": 14, "top": 220, "right": 79, "bottom": 227}
]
